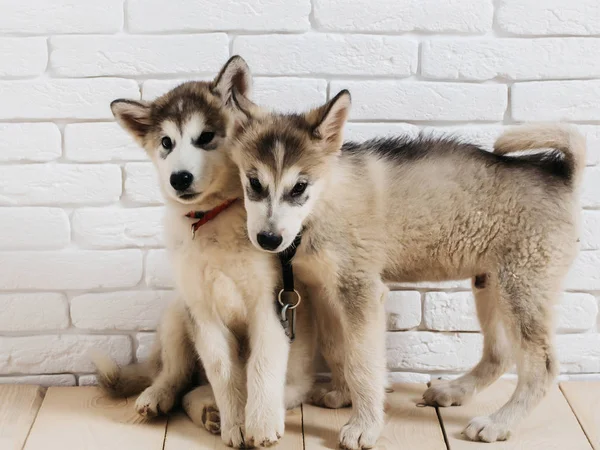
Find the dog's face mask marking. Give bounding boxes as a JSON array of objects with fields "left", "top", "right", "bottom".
[
  {"left": 231, "top": 90, "right": 351, "bottom": 252},
  {"left": 110, "top": 56, "right": 252, "bottom": 205}
]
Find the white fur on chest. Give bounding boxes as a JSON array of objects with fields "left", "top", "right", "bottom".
[{"left": 164, "top": 205, "right": 278, "bottom": 328}]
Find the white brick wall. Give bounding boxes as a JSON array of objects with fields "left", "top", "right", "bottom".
[{"left": 0, "top": 0, "right": 598, "bottom": 385}]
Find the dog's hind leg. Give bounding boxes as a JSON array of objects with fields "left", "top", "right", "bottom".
[
  {"left": 135, "top": 300, "right": 196, "bottom": 418},
  {"left": 182, "top": 384, "right": 221, "bottom": 435},
  {"left": 423, "top": 273, "right": 512, "bottom": 407},
  {"left": 463, "top": 268, "right": 559, "bottom": 443}
]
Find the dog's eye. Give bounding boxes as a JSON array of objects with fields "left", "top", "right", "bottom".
[
  {"left": 249, "top": 177, "right": 263, "bottom": 193},
  {"left": 290, "top": 181, "right": 307, "bottom": 197},
  {"left": 195, "top": 131, "right": 215, "bottom": 148},
  {"left": 161, "top": 137, "right": 173, "bottom": 150}
]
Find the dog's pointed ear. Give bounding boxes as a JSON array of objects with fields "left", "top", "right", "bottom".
[
  {"left": 110, "top": 99, "right": 151, "bottom": 145},
  {"left": 308, "top": 90, "right": 351, "bottom": 149},
  {"left": 213, "top": 55, "right": 252, "bottom": 104},
  {"left": 231, "top": 85, "right": 259, "bottom": 119}
]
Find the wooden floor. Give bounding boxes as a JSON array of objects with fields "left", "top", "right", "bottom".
[{"left": 1, "top": 381, "right": 598, "bottom": 449}]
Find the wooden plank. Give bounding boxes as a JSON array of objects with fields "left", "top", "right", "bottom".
[
  {"left": 23, "top": 386, "right": 167, "bottom": 450},
  {"left": 0, "top": 385, "right": 45, "bottom": 450},
  {"left": 561, "top": 382, "right": 600, "bottom": 449},
  {"left": 303, "top": 383, "right": 446, "bottom": 449},
  {"left": 164, "top": 407, "right": 303, "bottom": 450},
  {"left": 438, "top": 380, "right": 591, "bottom": 449}
]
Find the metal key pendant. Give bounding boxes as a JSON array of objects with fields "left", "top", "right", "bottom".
[
  {"left": 280, "top": 303, "right": 291, "bottom": 340},
  {"left": 288, "top": 307, "right": 296, "bottom": 342}
]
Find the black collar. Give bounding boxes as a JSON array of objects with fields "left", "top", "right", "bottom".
[{"left": 278, "top": 233, "right": 302, "bottom": 293}]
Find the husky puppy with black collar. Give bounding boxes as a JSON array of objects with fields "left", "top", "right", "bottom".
[
  {"left": 229, "top": 89, "right": 585, "bottom": 449},
  {"left": 94, "top": 57, "right": 316, "bottom": 448}
]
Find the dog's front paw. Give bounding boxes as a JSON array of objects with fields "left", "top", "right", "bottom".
[
  {"left": 463, "top": 415, "right": 511, "bottom": 442},
  {"left": 339, "top": 418, "right": 382, "bottom": 450},
  {"left": 422, "top": 379, "right": 471, "bottom": 407},
  {"left": 221, "top": 423, "right": 246, "bottom": 448},
  {"left": 310, "top": 385, "right": 352, "bottom": 409},
  {"left": 135, "top": 386, "right": 175, "bottom": 418},
  {"left": 245, "top": 410, "right": 285, "bottom": 447}
]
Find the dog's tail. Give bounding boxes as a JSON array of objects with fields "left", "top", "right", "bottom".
[
  {"left": 494, "top": 123, "right": 587, "bottom": 188},
  {"left": 92, "top": 352, "right": 156, "bottom": 398}
]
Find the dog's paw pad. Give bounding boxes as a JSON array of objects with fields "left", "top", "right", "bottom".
[{"left": 201, "top": 404, "right": 221, "bottom": 435}]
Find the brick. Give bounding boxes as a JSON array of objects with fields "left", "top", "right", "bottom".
[
  {"left": 582, "top": 211, "right": 600, "bottom": 250},
  {"left": 330, "top": 81, "right": 507, "bottom": 121},
  {"left": 497, "top": 0, "right": 600, "bottom": 36},
  {"left": 423, "top": 124, "right": 598, "bottom": 165},
  {"left": 141, "top": 77, "right": 212, "bottom": 101},
  {"left": 423, "top": 38, "right": 600, "bottom": 81},
  {"left": 253, "top": 78, "right": 327, "bottom": 112},
  {"left": 0, "top": 375, "right": 76, "bottom": 386},
  {"left": 0, "top": 293, "right": 69, "bottom": 331},
  {"left": 386, "top": 332, "right": 482, "bottom": 372},
  {"left": 314, "top": 0, "right": 492, "bottom": 33},
  {"left": 388, "top": 372, "right": 431, "bottom": 384},
  {"left": 71, "top": 290, "right": 174, "bottom": 330},
  {"left": 423, "top": 292, "right": 479, "bottom": 332},
  {"left": 0, "top": 38, "right": 47, "bottom": 77},
  {"left": 64, "top": 123, "right": 145, "bottom": 162},
  {"left": 388, "top": 279, "right": 472, "bottom": 290},
  {"left": 78, "top": 375, "right": 98, "bottom": 386},
  {"left": 72, "top": 207, "right": 164, "bottom": 249},
  {"left": 0, "top": 335, "right": 131, "bottom": 374},
  {"left": 385, "top": 291, "right": 421, "bottom": 330},
  {"left": 0, "top": 250, "right": 143, "bottom": 290},
  {"left": 556, "top": 293, "right": 598, "bottom": 332},
  {"left": 0, "top": 0, "right": 123, "bottom": 34},
  {"left": 565, "top": 374, "right": 600, "bottom": 382},
  {"left": 0, "top": 79, "right": 139, "bottom": 120},
  {"left": 557, "top": 334, "right": 600, "bottom": 373},
  {"left": 143, "top": 77, "right": 327, "bottom": 112},
  {"left": 565, "top": 251, "right": 600, "bottom": 291},
  {"left": 0, "top": 165, "right": 121, "bottom": 206},
  {"left": 125, "top": 163, "right": 163, "bottom": 205},
  {"left": 146, "top": 249, "right": 174, "bottom": 288},
  {"left": 582, "top": 167, "right": 600, "bottom": 208},
  {"left": 233, "top": 34, "right": 417, "bottom": 76},
  {"left": 423, "top": 125, "right": 504, "bottom": 152},
  {"left": 512, "top": 80, "right": 600, "bottom": 121},
  {"left": 136, "top": 333, "right": 156, "bottom": 361},
  {"left": 127, "top": 0, "right": 311, "bottom": 32},
  {"left": 344, "top": 123, "right": 419, "bottom": 142},
  {"left": 424, "top": 292, "right": 598, "bottom": 332},
  {"left": 51, "top": 34, "right": 229, "bottom": 77},
  {"left": 0, "top": 124, "right": 61, "bottom": 162},
  {"left": 578, "top": 125, "right": 600, "bottom": 166},
  {"left": 0, "top": 207, "right": 69, "bottom": 250}
]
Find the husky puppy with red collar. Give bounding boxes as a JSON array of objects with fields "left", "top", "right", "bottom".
[{"left": 94, "top": 56, "right": 316, "bottom": 448}]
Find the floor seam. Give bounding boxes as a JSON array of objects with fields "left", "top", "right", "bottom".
[
  {"left": 435, "top": 406, "right": 451, "bottom": 450},
  {"left": 559, "top": 383, "right": 595, "bottom": 450}
]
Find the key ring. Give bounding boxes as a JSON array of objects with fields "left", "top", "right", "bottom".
[{"left": 277, "top": 289, "right": 302, "bottom": 310}]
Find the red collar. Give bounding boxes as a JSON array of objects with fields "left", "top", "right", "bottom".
[{"left": 186, "top": 198, "right": 238, "bottom": 239}]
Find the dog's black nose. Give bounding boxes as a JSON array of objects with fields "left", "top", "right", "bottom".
[
  {"left": 257, "top": 231, "right": 283, "bottom": 251},
  {"left": 170, "top": 171, "right": 193, "bottom": 191}
]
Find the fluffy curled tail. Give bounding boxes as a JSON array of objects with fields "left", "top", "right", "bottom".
[
  {"left": 92, "top": 352, "right": 155, "bottom": 398},
  {"left": 494, "top": 123, "right": 586, "bottom": 187}
]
